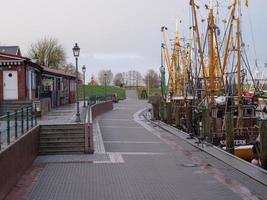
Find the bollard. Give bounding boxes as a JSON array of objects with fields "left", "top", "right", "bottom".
[
  {"left": 260, "top": 120, "right": 267, "bottom": 170},
  {"left": 225, "top": 112, "right": 234, "bottom": 154},
  {"left": 175, "top": 105, "right": 180, "bottom": 128},
  {"left": 202, "top": 108, "right": 212, "bottom": 143}
]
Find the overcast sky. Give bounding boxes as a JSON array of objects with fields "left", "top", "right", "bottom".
[{"left": 0, "top": 0, "right": 267, "bottom": 82}]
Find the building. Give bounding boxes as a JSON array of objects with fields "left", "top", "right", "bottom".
[{"left": 0, "top": 50, "right": 77, "bottom": 115}]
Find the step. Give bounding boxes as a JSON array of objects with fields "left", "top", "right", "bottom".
[
  {"left": 40, "top": 130, "right": 84, "bottom": 134},
  {"left": 41, "top": 125, "right": 84, "bottom": 130},
  {"left": 40, "top": 134, "right": 85, "bottom": 139},
  {"left": 39, "top": 146, "right": 84, "bottom": 152},
  {"left": 41, "top": 128, "right": 84, "bottom": 132},
  {"left": 0, "top": 103, "right": 31, "bottom": 106},
  {"left": 40, "top": 142, "right": 84, "bottom": 148},
  {"left": 40, "top": 133, "right": 84, "bottom": 139},
  {"left": 39, "top": 123, "right": 86, "bottom": 155},
  {"left": 40, "top": 131, "right": 84, "bottom": 137},
  {"left": 40, "top": 138, "right": 84, "bottom": 143},
  {"left": 38, "top": 150, "right": 84, "bottom": 155}
]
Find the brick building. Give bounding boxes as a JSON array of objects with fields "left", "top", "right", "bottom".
[{"left": 0, "top": 47, "right": 77, "bottom": 115}]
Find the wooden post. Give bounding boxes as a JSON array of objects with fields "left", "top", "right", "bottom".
[
  {"left": 166, "top": 103, "right": 172, "bottom": 125},
  {"left": 202, "top": 108, "right": 212, "bottom": 143},
  {"left": 186, "top": 103, "right": 193, "bottom": 133},
  {"left": 175, "top": 105, "right": 180, "bottom": 128},
  {"left": 225, "top": 112, "right": 234, "bottom": 154},
  {"left": 260, "top": 120, "right": 267, "bottom": 170},
  {"left": 152, "top": 103, "right": 159, "bottom": 120},
  {"left": 159, "top": 100, "right": 164, "bottom": 121}
]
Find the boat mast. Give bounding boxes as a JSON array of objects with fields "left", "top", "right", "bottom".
[
  {"left": 191, "top": 0, "right": 209, "bottom": 105},
  {"left": 161, "top": 26, "right": 173, "bottom": 101},
  {"left": 236, "top": 0, "right": 242, "bottom": 119},
  {"left": 208, "top": 0, "right": 216, "bottom": 98},
  {"left": 220, "top": 1, "right": 237, "bottom": 93}
]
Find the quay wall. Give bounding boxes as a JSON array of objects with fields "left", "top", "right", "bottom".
[
  {"left": 91, "top": 101, "right": 113, "bottom": 120},
  {"left": 0, "top": 126, "right": 40, "bottom": 200},
  {"left": 86, "top": 101, "right": 113, "bottom": 153}
]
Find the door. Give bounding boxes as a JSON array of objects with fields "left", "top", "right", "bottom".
[{"left": 3, "top": 71, "right": 18, "bottom": 100}]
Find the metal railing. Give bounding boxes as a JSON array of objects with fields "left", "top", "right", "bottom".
[
  {"left": 38, "top": 86, "right": 51, "bottom": 99},
  {"left": 86, "top": 95, "right": 113, "bottom": 107},
  {"left": 0, "top": 105, "right": 38, "bottom": 150}
]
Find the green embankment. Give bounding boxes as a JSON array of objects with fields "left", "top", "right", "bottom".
[
  {"left": 79, "top": 85, "right": 126, "bottom": 100},
  {"left": 137, "top": 87, "right": 161, "bottom": 99}
]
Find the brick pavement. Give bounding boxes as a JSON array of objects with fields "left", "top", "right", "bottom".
[
  {"left": 38, "top": 101, "right": 86, "bottom": 125},
  {"left": 20, "top": 91, "right": 267, "bottom": 199}
]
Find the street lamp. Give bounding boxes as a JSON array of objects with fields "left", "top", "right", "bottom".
[
  {"left": 104, "top": 72, "right": 107, "bottom": 96},
  {"left": 82, "top": 65, "right": 86, "bottom": 107},
  {"left": 73, "top": 43, "right": 81, "bottom": 122}
]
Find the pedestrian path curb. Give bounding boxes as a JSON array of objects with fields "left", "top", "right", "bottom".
[{"left": 135, "top": 108, "right": 267, "bottom": 186}]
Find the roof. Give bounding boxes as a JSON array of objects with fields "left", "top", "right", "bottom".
[
  {"left": 42, "top": 66, "right": 76, "bottom": 79},
  {"left": 0, "top": 51, "right": 76, "bottom": 79},
  {"left": 0, "top": 46, "right": 21, "bottom": 56},
  {"left": 0, "top": 52, "right": 30, "bottom": 67},
  {"left": 0, "top": 52, "right": 29, "bottom": 61}
]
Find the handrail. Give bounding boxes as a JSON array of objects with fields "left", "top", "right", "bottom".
[
  {"left": 86, "top": 94, "right": 113, "bottom": 107},
  {"left": 0, "top": 105, "right": 38, "bottom": 150}
]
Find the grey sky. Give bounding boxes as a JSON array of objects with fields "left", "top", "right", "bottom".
[{"left": 0, "top": 0, "right": 266, "bottom": 82}]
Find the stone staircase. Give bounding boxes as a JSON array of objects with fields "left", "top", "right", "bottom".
[
  {"left": 39, "top": 124, "right": 85, "bottom": 155},
  {"left": 0, "top": 100, "right": 32, "bottom": 115}
]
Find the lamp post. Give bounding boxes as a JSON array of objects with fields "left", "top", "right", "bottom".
[
  {"left": 104, "top": 72, "right": 107, "bottom": 96},
  {"left": 73, "top": 43, "right": 81, "bottom": 122},
  {"left": 82, "top": 65, "right": 86, "bottom": 107}
]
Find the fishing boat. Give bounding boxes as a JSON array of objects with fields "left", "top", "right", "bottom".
[{"left": 156, "top": 0, "right": 264, "bottom": 163}]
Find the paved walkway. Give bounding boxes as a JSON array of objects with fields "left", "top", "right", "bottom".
[
  {"left": 8, "top": 91, "right": 267, "bottom": 200},
  {"left": 38, "top": 101, "right": 86, "bottom": 125}
]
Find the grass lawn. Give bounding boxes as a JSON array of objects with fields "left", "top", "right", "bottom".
[
  {"left": 136, "top": 87, "right": 161, "bottom": 99},
  {"left": 148, "top": 88, "right": 161, "bottom": 96},
  {"left": 79, "top": 85, "right": 126, "bottom": 100}
]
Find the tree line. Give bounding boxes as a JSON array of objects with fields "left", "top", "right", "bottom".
[
  {"left": 28, "top": 37, "right": 160, "bottom": 88},
  {"left": 94, "top": 69, "right": 160, "bottom": 88}
]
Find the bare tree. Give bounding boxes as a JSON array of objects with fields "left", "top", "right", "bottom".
[
  {"left": 63, "top": 63, "right": 75, "bottom": 73},
  {"left": 98, "top": 70, "right": 113, "bottom": 86},
  {"left": 28, "top": 37, "right": 66, "bottom": 68},
  {"left": 143, "top": 69, "right": 160, "bottom": 88},
  {"left": 113, "top": 73, "right": 123, "bottom": 86},
  {"left": 135, "top": 71, "right": 142, "bottom": 87}
]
